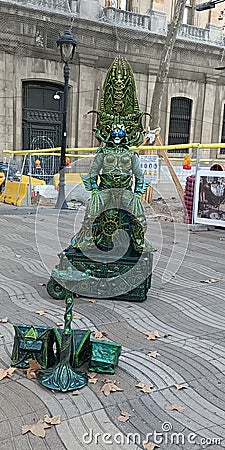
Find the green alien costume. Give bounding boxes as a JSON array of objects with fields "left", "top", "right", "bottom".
[{"left": 47, "top": 55, "right": 154, "bottom": 302}]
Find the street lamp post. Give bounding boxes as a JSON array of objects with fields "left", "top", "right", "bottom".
[{"left": 55, "top": 29, "right": 77, "bottom": 210}]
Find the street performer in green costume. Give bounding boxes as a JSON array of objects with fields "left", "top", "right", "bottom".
[{"left": 71, "top": 55, "right": 152, "bottom": 255}]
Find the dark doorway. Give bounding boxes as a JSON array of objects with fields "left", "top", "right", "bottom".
[{"left": 22, "top": 81, "right": 63, "bottom": 181}]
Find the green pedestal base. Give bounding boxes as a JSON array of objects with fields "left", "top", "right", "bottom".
[
  {"left": 38, "top": 363, "right": 88, "bottom": 392},
  {"left": 47, "top": 250, "right": 153, "bottom": 302}
]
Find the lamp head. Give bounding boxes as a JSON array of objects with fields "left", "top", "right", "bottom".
[
  {"left": 53, "top": 90, "right": 64, "bottom": 100},
  {"left": 57, "top": 29, "right": 78, "bottom": 63},
  {"left": 195, "top": 2, "right": 216, "bottom": 11}
]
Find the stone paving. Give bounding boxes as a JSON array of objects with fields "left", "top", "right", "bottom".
[{"left": 1, "top": 203, "right": 225, "bottom": 449}]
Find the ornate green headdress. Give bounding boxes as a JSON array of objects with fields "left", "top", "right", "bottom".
[{"left": 90, "top": 55, "right": 147, "bottom": 146}]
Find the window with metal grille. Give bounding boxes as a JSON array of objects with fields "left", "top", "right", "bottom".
[
  {"left": 220, "top": 104, "right": 225, "bottom": 154},
  {"left": 168, "top": 96, "right": 192, "bottom": 153}
]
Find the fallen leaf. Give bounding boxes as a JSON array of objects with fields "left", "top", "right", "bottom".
[
  {"left": 44, "top": 415, "right": 61, "bottom": 425},
  {"left": 136, "top": 383, "right": 153, "bottom": 393},
  {"left": 89, "top": 299, "right": 97, "bottom": 303},
  {"left": 140, "top": 385, "right": 153, "bottom": 393},
  {"left": 200, "top": 279, "right": 219, "bottom": 284},
  {"left": 26, "top": 360, "right": 41, "bottom": 379},
  {"left": 135, "top": 382, "right": 146, "bottom": 388},
  {"left": 29, "top": 360, "right": 42, "bottom": 371},
  {"left": 174, "top": 384, "right": 188, "bottom": 390},
  {"left": 93, "top": 331, "right": 107, "bottom": 340},
  {"left": 118, "top": 411, "right": 131, "bottom": 422},
  {"left": 38, "top": 283, "right": 46, "bottom": 287},
  {"left": 165, "top": 403, "right": 185, "bottom": 413},
  {"left": 72, "top": 390, "right": 79, "bottom": 396},
  {"left": 147, "top": 351, "right": 160, "bottom": 358},
  {"left": 143, "top": 442, "right": 160, "bottom": 450},
  {"left": 36, "top": 310, "right": 46, "bottom": 315},
  {"left": 21, "top": 419, "right": 51, "bottom": 438},
  {"left": 88, "top": 371, "right": 97, "bottom": 379},
  {"left": 6, "top": 367, "right": 16, "bottom": 378},
  {"left": 146, "top": 331, "right": 159, "bottom": 340},
  {"left": 1, "top": 317, "right": 8, "bottom": 323},
  {"left": 56, "top": 322, "right": 63, "bottom": 327},
  {"left": 26, "top": 370, "right": 38, "bottom": 380},
  {"left": 88, "top": 378, "right": 98, "bottom": 384},
  {"left": 0, "top": 367, "right": 16, "bottom": 381},
  {"left": 101, "top": 380, "right": 123, "bottom": 396},
  {"left": 73, "top": 314, "right": 82, "bottom": 320}
]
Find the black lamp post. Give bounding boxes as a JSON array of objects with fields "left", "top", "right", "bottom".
[{"left": 55, "top": 29, "right": 78, "bottom": 210}]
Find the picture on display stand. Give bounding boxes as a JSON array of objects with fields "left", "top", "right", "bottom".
[{"left": 194, "top": 170, "right": 225, "bottom": 226}]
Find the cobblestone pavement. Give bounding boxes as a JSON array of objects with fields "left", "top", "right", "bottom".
[{"left": 1, "top": 204, "right": 225, "bottom": 450}]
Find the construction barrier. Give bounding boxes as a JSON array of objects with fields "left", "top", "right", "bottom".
[
  {"left": 21, "top": 175, "right": 46, "bottom": 188},
  {"left": 53, "top": 173, "right": 85, "bottom": 190},
  {"left": 0, "top": 181, "right": 28, "bottom": 206}
]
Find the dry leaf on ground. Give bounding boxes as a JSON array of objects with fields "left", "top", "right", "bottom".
[
  {"left": 93, "top": 331, "right": 107, "bottom": 340},
  {"left": 146, "top": 331, "right": 160, "bottom": 340},
  {"left": 0, "top": 317, "right": 9, "bottom": 323},
  {"left": 143, "top": 442, "right": 160, "bottom": 450},
  {"left": 26, "top": 359, "right": 41, "bottom": 380},
  {"left": 44, "top": 415, "right": 61, "bottom": 425},
  {"left": 118, "top": 411, "right": 131, "bottom": 422},
  {"left": 164, "top": 333, "right": 172, "bottom": 338},
  {"left": 73, "top": 314, "right": 82, "bottom": 320},
  {"left": 174, "top": 384, "right": 188, "bottom": 390},
  {"left": 88, "top": 378, "right": 98, "bottom": 384},
  {"left": 136, "top": 383, "right": 153, "bottom": 393},
  {"left": 165, "top": 403, "right": 185, "bottom": 413},
  {"left": 36, "top": 310, "right": 46, "bottom": 315},
  {"left": 147, "top": 351, "right": 160, "bottom": 358},
  {"left": 101, "top": 379, "right": 123, "bottom": 396},
  {"left": 21, "top": 420, "right": 51, "bottom": 438},
  {"left": 72, "top": 390, "right": 80, "bottom": 396},
  {"left": 0, "top": 367, "right": 16, "bottom": 381},
  {"left": 200, "top": 279, "right": 219, "bottom": 284},
  {"left": 89, "top": 299, "right": 97, "bottom": 303},
  {"left": 88, "top": 371, "right": 97, "bottom": 379}
]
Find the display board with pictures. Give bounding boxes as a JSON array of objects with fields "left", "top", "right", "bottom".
[
  {"left": 194, "top": 170, "right": 225, "bottom": 226},
  {"left": 139, "top": 155, "right": 159, "bottom": 184}
]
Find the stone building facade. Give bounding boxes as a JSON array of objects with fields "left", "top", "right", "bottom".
[{"left": 0, "top": 0, "right": 225, "bottom": 159}]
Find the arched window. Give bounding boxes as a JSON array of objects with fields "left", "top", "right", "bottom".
[{"left": 168, "top": 97, "right": 192, "bottom": 152}]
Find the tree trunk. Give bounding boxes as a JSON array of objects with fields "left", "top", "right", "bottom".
[{"left": 150, "top": 0, "right": 187, "bottom": 128}]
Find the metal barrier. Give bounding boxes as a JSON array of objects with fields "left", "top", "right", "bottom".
[{"left": 3, "top": 143, "right": 225, "bottom": 207}]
